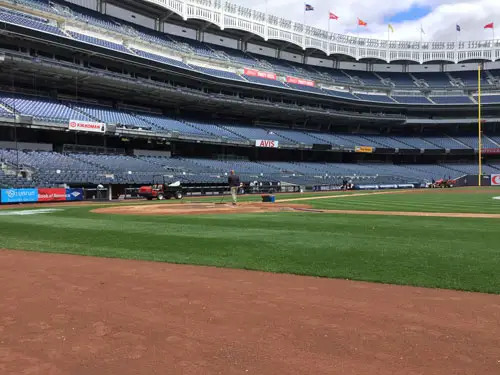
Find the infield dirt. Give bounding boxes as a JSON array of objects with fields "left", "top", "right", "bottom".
[
  {"left": 1, "top": 250, "right": 499, "bottom": 375},
  {"left": 93, "top": 201, "right": 500, "bottom": 218}
]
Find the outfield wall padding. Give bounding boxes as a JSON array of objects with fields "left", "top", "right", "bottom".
[{"left": 0, "top": 188, "right": 84, "bottom": 204}]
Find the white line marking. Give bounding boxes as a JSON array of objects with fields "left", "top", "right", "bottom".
[
  {"left": 278, "top": 190, "right": 412, "bottom": 203},
  {"left": 0, "top": 208, "right": 63, "bottom": 216}
]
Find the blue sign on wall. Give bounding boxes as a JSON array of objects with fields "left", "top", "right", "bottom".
[
  {"left": 65, "top": 188, "right": 84, "bottom": 201},
  {"left": 0, "top": 188, "right": 39, "bottom": 203}
]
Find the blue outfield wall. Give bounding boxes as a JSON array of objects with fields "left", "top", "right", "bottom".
[
  {"left": 1, "top": 188, "right": 38, "bottom": 203},
  {"left": 0, "top": 188, "right": 84, "bottom": 204}
]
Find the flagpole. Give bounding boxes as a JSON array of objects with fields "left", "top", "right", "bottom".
[
  {"left": 303, "top": 4, "right": 306, "bottom": 28},
  {"left": 264, "top": 0, "right": 268, "bottom": 41},
  {"left": 478, "top": 64, "right": 482, "bottom": 186},
  {"left": 303, "top": 4, "right": 306, "bottom": 48}
]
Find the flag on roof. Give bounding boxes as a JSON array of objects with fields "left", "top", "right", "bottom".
[
  {"left": 358, "top": 18, "right": 367, "bottom": 27},
  {"left": 456, "top": 24, "right": 461, "bottom": 32},
  {"left": 484, "top": 22, "right": 494, "bottom": 29},
  {"left": 305, "top": 4, "right": 314, "bottom": 11},
  {"left": 420, "top": 25, "right": 425, "bottom": 34},
  {"left": 329, "top": 12, "right": 338, "bottom": 20},
  {"left": 388, "top": 24, "right": 394, "bottom": 33}
]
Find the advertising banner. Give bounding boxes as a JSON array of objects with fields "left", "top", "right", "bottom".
[
  {"left": 66, "top": 188, "right": 84, "bottom": 201},
  {"left": 0, "top": 188, "right": 38, "bottom": 203},
  {"left": 286, "top": 76, "right": 315, "bottom": 87},
  {"left": 356, "top": 185, "right": 379, "bottom": 190},
  {"left": 492, "top": 174, "right": 500, "bottom": 186},
  {"left": 38, "top": 188, "right": 67, "bottom": 202},
  {"left": 244, "top": 68, "right": 276, "bottom": 80},
  {"left": 255, "top": 140, "right": 279, "bottom": 148},
  {"left": 355, "top": 146, "right": 374, "bottom": 153},
  {"left": 0, "top": 187, "right": 86, "bottom": 204},
  {"left": 258, "top": 71, "right": 276, "bottom": 80},
  {"left": 68, "top": 120, "right": 106, "bottom": 133},
  {"left": 482, "top": 148, "right": 500, "bottom": 155}
]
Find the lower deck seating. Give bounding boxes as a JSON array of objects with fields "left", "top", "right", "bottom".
[{"left": 1, "top": 148, "right": 497, "bottom": 187}]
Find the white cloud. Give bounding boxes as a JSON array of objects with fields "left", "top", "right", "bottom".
[{"left": 230, "top": 0, "right": 500, "bottom": 42}]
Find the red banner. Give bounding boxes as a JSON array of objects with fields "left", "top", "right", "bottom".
[
  {"left": 38, "top": 188, "right": 67, "bottom": 202},
  {"left": 244, "top": 68, "right": 276, "bottom": 80},
  {"left": 286, "top": 76, "right": 315, "bottom": 87},
  {"left": 492, "top": 174, "right": 500, "bottom": 186},
  {"left": 255, "top": 139, "right": 279, "bottom": 148},
  {"left": 482, "top": 148, "right": 500, "bottom": 155},
  {"left": 69, "top": 120, "right": 106, "bottom": 133}
]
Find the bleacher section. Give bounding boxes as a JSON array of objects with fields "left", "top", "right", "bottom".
[
  {"left": 448, "top": 71, "right": 486, "bottom": 86},
  {"left": 475, "top": 95, "right": 500, "bottom": 104},
  {"left": 0, "top": 93, "right": 91, "bottom": 122},
  {"left": 430, "top": 96, "right": 474, "bottom": 105},
  {"left": 244, "top": 76, "right": 288, "bottom": 88},
  {"left": 0, "top": 0, "right": 497, "bottom": 108},
  {"left": 130, "top": 48, "right": 191, "bottom": 70},
  {"left": 0, "top": 6, "right": 66, "bottom": 36},
  {"left": 392, "top": 96, "right": 432, "bottom": 104},
  {"left": 422, "top": 135, "right": 466, "bottom": 149},
  {"left": 344, "top": 71, "right": 382, "bottom": 86},
  {"left": 411, "top": 72, "right": 452, "bottom": 87},
  {"left": 67, "top": 31, "right": 131, "bottom": 54},
  {"left": 354, "top": 93, "right": 396, "bottom": 103},
  {"left": 1, "top": 148, "right": 497, "bottom": 187},
  {"left": 190, "top": 65, "right": 244, "bottom": 81},
  {"left": 135, "top": 114, "right": 211, "bottom": 137},
  {"left": 0, "top": 91, "right": 497, "bottom": 151},
  {"left": 376, "top": 72, "right": 416, "bottom": 87},
  {"left": 71, "top": 104, "right": 151, "bottom": 129}
]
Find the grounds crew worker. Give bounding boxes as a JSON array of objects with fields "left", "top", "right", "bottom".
[{"left": 228, "top": 170, "right": 241, "bottom": 205}]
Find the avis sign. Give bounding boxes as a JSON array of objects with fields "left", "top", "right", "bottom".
[
  {"left": 492, "top": 174, "right": 500, "bottom": 186},
  {"left": 255, "top": 140, "right": 279, "bottom": 148},
  {"left": 69, "top": 120, "right": 106, "bottom": 133}
]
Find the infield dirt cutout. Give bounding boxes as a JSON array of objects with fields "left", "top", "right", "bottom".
[
  {"left": 93, "top": 198, "right": 500, "bottom": 219},
  {"left": 1, "top": 250, "right": 499, "bottom": 375}
]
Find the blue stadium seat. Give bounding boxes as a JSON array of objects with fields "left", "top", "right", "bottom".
[
  {"left": 0, "top": 93, "right": 90, "bottom": 122},
  {"left": 430, "top": 96, "right": 473, "bottom": 105},
  {"left": 411, "top": 72, "right": 452, "bottom": 87},
  {"left": 354, "top": 93, "right": 396, "bottom": 103},
  {"left": 190, "top": 65, "right": 244, "bottom": 81},
  {"left": 131, "top": 48, "right": 192, "bottom": 70},
  {"left": 68, "top": 31, "right": 130, "bottom": 54},
  {"left": 0, "top": 7, "right": 65, "bottom": 36},
  {"left": 392, "top": 95, "right": 432, "bottom": 104},
  {"left": 376, "top": 72, "right": 416, "bottom": 87}
]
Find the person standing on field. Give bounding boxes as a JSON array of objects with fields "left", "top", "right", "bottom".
[{"left": 228, "top": 170, "right": 240, "bottom": 205}]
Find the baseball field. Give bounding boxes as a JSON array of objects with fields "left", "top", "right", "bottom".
[{"left": 1, "top": 187, "right": 500, "bottom": 374}]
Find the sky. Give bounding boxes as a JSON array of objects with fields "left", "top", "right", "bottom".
[{"left": 230, "top": 0, "right": 500, "bottom": 42}]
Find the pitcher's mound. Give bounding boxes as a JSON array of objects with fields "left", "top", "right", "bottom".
[{"left": 92, "top": 202, "right": 311, "bottom": 216}]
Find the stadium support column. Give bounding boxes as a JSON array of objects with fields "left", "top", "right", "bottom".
[
  {"left": 107, "top": 184, "right": 112, "bottom": 201},
  {"left": 97, "top": 0, "right": 104, "bottom": 14}
]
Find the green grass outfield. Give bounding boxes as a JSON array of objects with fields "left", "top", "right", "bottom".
[{"left": 0, "top": 187, "right": 499, "bottom": 294}]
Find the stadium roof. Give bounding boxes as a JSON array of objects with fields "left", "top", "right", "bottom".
[{"left": 127, "top": 0, "right": 500, "bottom": 64}]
